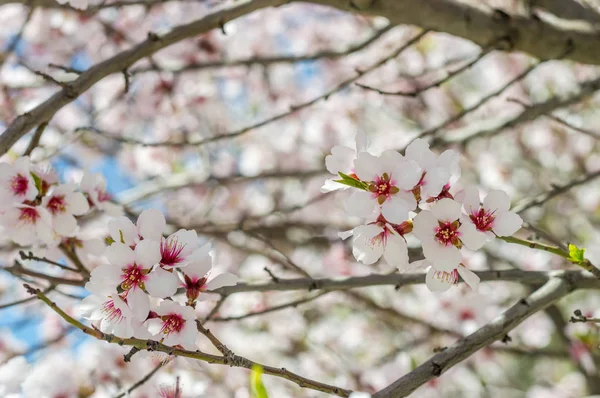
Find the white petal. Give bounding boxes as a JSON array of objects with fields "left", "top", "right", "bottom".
[
  {"left": 355, "top": 131, "right": 369, "bottom": 153},
  {"left": 79, "top": 295, "right": 104, "bottom": 320},
  {"left": 405, "top": 138, "right": 436, "bottom": 170},
  {"left": 457, "top": 266, "right": 480, "bottom": 290},
  {"left": 381, "top": 197, "right": 411, "bottom": 224},
  {"left": 457, "top": 185, "right": 481, "bottom": 214},
  {"left": 436, "top": 150, "right": 460, "bottom": 176},
  {"left": 136, "top": 209, "right": 165, "bottom": 241},
  {"left": 421, "top": 167, "right": 451, "bottom": 198},
  {"left": 353, "top": 152, "right": 381, "bottom": 181},
  {"left": 82, "top": 238, "right": 105, "bottom": 256},
  {"left": 134, "top": 239, "right": 161, "bottom": 269},
  {"left": 431, "top": 198, "right": 461, "bottom": 222},
  {"left": 393, "top": 159, "right": 422, "bottom": 190},
  {"left": 105, "top": 243, "right": 135, "bottom": 268},
  {"left": 108, "top": 217, "right": 137, "bottom": 245},
  {"left": 492, "top": 211, "right": 523, "bottom": 236},
  {"left": 321, "top": 178, "right": 346, "bottom": 193},
  {"left": 338, "top": 229, "right": 354, "bottom": 240},
  {"left": 425, "top": 267, "right": 453, "bottom": 292},
  {"left": 383, "top": 233, "right": 408, "bottom": 268},
  {"left": 145, "top": 268, "right": 180, "bottom": 298},
  {"left": 353, "top": 224, "right": 383, "bottom": 239},
  {"left": 345, "top": 191, "right": 376, "bottom": 219},
  {"left": 89, "top": 263, "right": 122, "bottom": 286},
  {"left": 412, "top": 211, "right": 438, "bottom": 242},
  {"left": 422, "top": 241, "right": 461, "bottom": 271},
  {"left": 66, "top": 192, "right": 90, "bottom": 215},
  {"left": 206, "top": 272, "right": 238, "bottom": 290},
  {"left": 185, "top": 258, "right": 213, "bottom": 280},
  {"left": 483, "top": 190, "right": 511, "bottom": 212},
  {"left": 353, "top": 232, "right": 384, "bottom": 265},
  {"left": 326, "top": 146, "right": 355, "bottom": 175},
  {"left": 127, "top": 288, "right": 150, "bottom": 321},
  {"left": 54, "top": 213, "right": 78, "bottom": 236},
  {"left": 459, "top": 223, "right": 487, "bottom": 251},
  {"left": 379, "top": 150, "right": 404, "bottom": 172}
]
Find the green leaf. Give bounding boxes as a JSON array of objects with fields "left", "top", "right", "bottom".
[
  {"left": 568, "top": 244, "right": 586, "bottom": 264},
  {"left": 30, "top": 172, "right": 43, "bottom": 195},
  {"left": 334, "top": 172, "right": 368, "bottom": 190},
  {"left": 105, "top": 236, "right": 115, "bottom": 245},
  {"left": 250, "top": 365, "right": 269, "bottom": 398}
]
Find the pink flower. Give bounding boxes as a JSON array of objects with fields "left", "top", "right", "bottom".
[
  {"left": 42, "top": 184, "right": 89, "bottom": 236},
  {"left": 108, "top": 208, "right": 165, "bottom": 247},
  {"left": 0, "top": 205, "right": 54, "bottom": 246},
  {"left": 0, "top": 157, "right": 37, "bottom": 209},
  {"left": 322, "top": 131, "right": 369, "bottom": 193},
  {"left": 146, "top": 301, "right": 198, "bottom": 350},
  {"left": 80, "top": 171, "right": 123, "bottom": 216}
]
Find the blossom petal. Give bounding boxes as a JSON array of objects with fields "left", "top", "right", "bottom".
[
  {"left": 345, "top": 191, "right": 376, "bottom": 219},
  {"left": 383, "top": 232, "right": 408, "bottom": 268},
  {"left": 456, "top": 185, "right": 480, "bottom": 215},
  {"left": 206, "top": 273, "right": 238, "bottom": 290},
  {"left": 492, "top": 210, "right": 523, "bottom": 236},
  {"left": 457, "top": 266, "right": 480, "bottom": 290},
  {"left": 421, "top": 166, "right": 450, "bottom": 198},
  {"left": 353, "top": 152, "right": 381, "bottom": 181},
  {"left": 321, "top": 178, "right": 346, "bottom": 193},
  {"left": 136, "top": 209, "right": 165, "bottom": 241},
  {"left": 425, "top": 267, "right": 453, "bottom": 293},
  {"left": 66, "top": 192, "right": 90, "bottom": 215},
  {"left": 459, "top": 222, "right": 487, "bottom": 251},
  {"left": 483, "top": 190, "right": 510, "bottom": 212},
  {"left": 338, "top": 229, "right": 354, "bottom": 240},
  {"left": 108, "top": 217, "right": 137, "bottom": 245},
  {"left": 105, "top": 243, "right": 135, "bottom": 268},
  {"left": 381, "top": 197, "right": 411, "bottom": 224},
  {"left": 412, "top": 210, "right": 438, "bottom": 242},
  {"left": 405, "top": 138, "right": 436, "bottom": 170},
  {"left": 422, "top": 241, "right": 461, "bottom": 271},
  {"left": 326, "top": 146, "right": 355, "bottom": 175},
  {"left": 393, "top": 160, "right": 422, "bottom": 190},
  {"left": 431, "top": 198, "right": 461, "bottom": 222},
  {"left": 355, "top": 131, "right": 369, "bottom": 153},
  {"left": 127, "top": 288, "right": 150, "bottom": 321},
  {"left": 134, "top": 239, "right": 161, "bottom": 269},
  {"left": 145, "top": 267, "right": 180, "bottom": 298},
  {"left": 352, "top": 232, "right": 384, "bottom": 265}
]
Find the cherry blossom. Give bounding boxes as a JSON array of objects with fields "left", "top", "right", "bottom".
[
  {"left": 412, "top": 198, "right": 486, "bottom": 270},
  {"left": 146, "top": 300, "right": 198, "bottom": 350},
  {"left": 322, "top": 131, "right": 369, "bottom": 193},
  {"left": 457, "top": 186, "right": 523, "bottom": 241},
  {"left": 92, "top": 240, "right": 161, "bottom": 320},
  {"left": 425, "top": 263, "right": 481, "bottom": 293},
  {"left": 41, "top": 183, "right": 89, "bottom": 236},
  {"left": 179, "top": 243, "right": 238, "bottom": 304},
  {"left": 0, "top": 156, "right": 37, "bottom": 210},
  {"left": 404, "top": 139, "right": 460, "bottom": 202},
  {"left": 0, "top": 205, "right": 54, "bottom": 246},
  {"left": 340, "top": 215, "right": 411, "bottom": 268},
  {"left": 0, "top": 356, "right": 29, "bottom": 396},
  {"left": 80, "top": 171, "right": 123, "bottom": 216},
  {"left": 345, "top": 150, "right": 421, "bottom": 223}
]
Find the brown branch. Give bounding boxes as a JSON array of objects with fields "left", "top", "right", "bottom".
[{"left": 373, "top": 277, "right": 574, "bottom": 398}]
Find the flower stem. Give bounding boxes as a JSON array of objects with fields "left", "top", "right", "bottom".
[{"left": 498, "top": 236, "right": 600, "bottom": 279}]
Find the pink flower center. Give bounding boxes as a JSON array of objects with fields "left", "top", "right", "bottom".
[
  {"left": 160, "top": 313, "right": 185, "bottom": 336},
  {"left": 46, "top": 195, "right": 67, "bottom": 214},
  {"left": 469, "top": 208, "right": 496, "bottom": 232},
  {"left": 369, "top": 173, "right": 399, "bottom": 204},
  {"left": 102, "top": 299, "right": 124, "bottom": 323},
  {"left": 160, "top": 237, "right": 186, "bottom": 267},
  {"left": 19, "top": 207, "right": 40, "bottom": 224},
  {"left": 183, "top": 275, "right": 207, "bottom": 302},
  {"left": 10, "top": 174, "right": 29, "bottom": 196},
  {"left": 121, "top": 264, "right": 147, "bottom": 290},
  {"left": 434, "top": 221, "right": 461, "bottom": 246},
  {"left": 96, "top": 188, "right": 111, "bottom": 202}
]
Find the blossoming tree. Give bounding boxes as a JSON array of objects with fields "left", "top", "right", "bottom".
[{"left": 1, "top": 0, "right": 600, "bottom": 397}]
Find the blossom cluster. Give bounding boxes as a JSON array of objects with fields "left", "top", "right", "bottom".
[
  {"left": 0, "top": 156, "right": 117, "bottom": 248},
  {"left": 81, "top": 209, "right": 238, "bottom": 349},
  {"left": 325, "top": 134, "right": 523, "bottom": 292}
]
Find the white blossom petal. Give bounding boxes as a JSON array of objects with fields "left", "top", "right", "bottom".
[
  {"left": 105, "top": 243, "right": 135, "bottom": 268},
  {"left": 492, "top": 210, "right": 523, "bottom": 236},
  {"left": 127, "top": 288, "right": 150, "bottom": 321},
  {"left": 345, "top": 191, "right": 376, "bottom": 219},
  {"left": 383, "top": 232, "right": 408, "bottom": 268},
  {"left": 353, "top": 152, "right": 381, "bottom": 181},
  {"left": 405, "top": 138, "right": 436, "bottom": 170},
  {"left": 457, "top": 266, "right": 480, "bottom": 290},
  {"left": 457, "top": 185, "right": 481, "bottom": 214},
  {"left": 145, "top": 267, "right": 180, "bottom": 298},
  {"left": 134, "top": 239, "right": 161, "bottom": 269},
  {"left": 137, "top": 209, "right": 165, "bottom": 241},
  {"left": 206, "top": 273, "right": 238, "bottom": 290},
  {"left": 422, "top": 241, "right": 461, "bottom": 271},
  {"left": 459, "top": 222, "right": 487, "bottom": 251},
  {"left": 431, "top": 198, "right": 461, "bottom": 222},
  {"left": 425, "top": 267, "right": 453, "bottom": 292},
  {"left": 483, "top": 190, "right": 511, "bottom": 212},
  {"left": 393, "top": 159, "right": 422, "bottom": 190},
  {"left": 381, "top": 197, "right": 411, "bottom": 224},
  {"left": 412, "top": 211, "right": 438, "bottom": 242}
]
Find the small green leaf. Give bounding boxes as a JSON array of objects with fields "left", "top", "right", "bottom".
[
  {"left": 30, "top": 172, "right": 43, "bottom": 195},
  {"left": 105, "top": 236, "right": 115, "bottom": 245},
  {"left": 568, "top": 244, "right": 586, "bottom": 264},
  {"left": 334, "top": 172, "right": 369, "bottom": 190},
  {"left": 250, "top": 364, "right": 269, "bottom": 398}
]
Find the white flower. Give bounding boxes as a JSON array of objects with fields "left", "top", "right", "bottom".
[
  {"left": 322, "top": 131, "right": 369, "bottom": 193},
  {"left": 0, "top": 157, "right": 37, "bottom": 209},
  {"left": 340, "top": 216, "right": 410, "bottom": 268},
  {"left": 108, "top": 208, "right": 165, "bottom": 247},
  {"left": 159, "top": 229, "right": 200, "bottom": 268},
  {"left": 424, "top": 262, "right": 480, "bottom": 293},
  {"left": 412, "top": 198, "right": 485, "bottom": 270},
  {"left": 345, "top": 150, "right": 421, "bottom": 223},
  {"left": 457, "top": 186, "right": 523, "bottom": 240},
  {"left": 404, "top": 139, "right": 460, "bottom": 201},
  {"left": 91, "top": 240, "right": 161, "bottom": 320},
  {"left": 79, "top": 280, "right": 146, "bottom": 337},
  {"left": 80, "top": 171, "right": 123, "bottom": 216},
  {"left": 146, "top": 301, "right": 198, "bottom": 350},
  {"left": 0, "top": 205, "right": 54, "bottom": 246},
  {"left": 349, "top": 393, "right": 372, "bottom": 398},
  {"left": 0, "top": 356, "right": 29, "bottom": 395},
  {"left": 41, "top": 184, "right": 89, "bottom": 236},
  {"left": 179, "top": 243, "right": 238, "bottom": 303}
]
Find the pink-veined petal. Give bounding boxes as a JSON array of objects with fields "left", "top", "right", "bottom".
[{"left": 425, "top": 267, "right": 453, "bottom": 293}]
